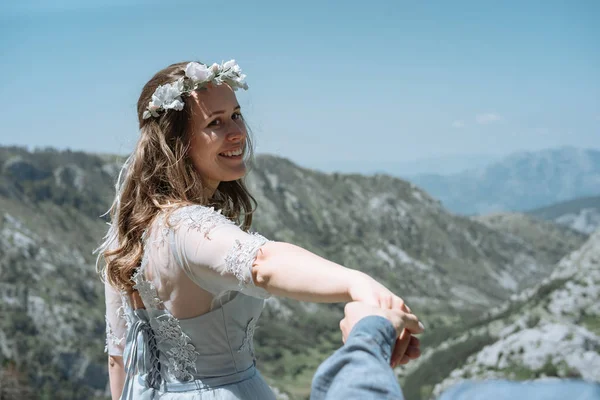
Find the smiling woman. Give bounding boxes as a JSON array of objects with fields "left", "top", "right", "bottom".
[
  {"left": 187, "top": 85, "right": 249, "bottom": 194},
  {"left": 96, "top": 59, "right": 422, "bottom": 400}
]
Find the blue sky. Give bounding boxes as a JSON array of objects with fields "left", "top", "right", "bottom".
[{"left": 1, "top": 0, "right": 598, "bottom": 172}]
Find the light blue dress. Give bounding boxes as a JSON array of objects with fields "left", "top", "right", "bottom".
[{"left": 104, "top": 205, "right": 277, "bottom": 399}]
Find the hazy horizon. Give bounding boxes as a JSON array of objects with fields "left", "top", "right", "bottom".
[{"left": 3, "top": 142, "right": 600, "bottom": 178}]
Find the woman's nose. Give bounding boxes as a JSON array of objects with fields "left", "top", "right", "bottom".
[{"left": 226, "top": 128, "right": 245, "bottom": 143}]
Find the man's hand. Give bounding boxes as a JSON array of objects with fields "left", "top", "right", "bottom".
[{"left": 340, "top": 302, "right": 424, "bottom": 367}]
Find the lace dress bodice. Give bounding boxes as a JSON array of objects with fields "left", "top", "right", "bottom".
[{"left": 104, "top": 205, "right": 274, "bottom": 394}]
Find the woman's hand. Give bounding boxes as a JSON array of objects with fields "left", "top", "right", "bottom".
[
  {"left": 340, "top": 302, "right": 424, "bottom": 341},
  {"left": 392, "top": 327, "right": 421, "bottom": 367},
  {"left": 347, "top": 271, "right": 406, "bottom": 310},
  {"left": 340, "top": 301, "right": 423, "bottom": 367},
  {"left": 347, "top": 271, "right": 423, "bottom": 367}
]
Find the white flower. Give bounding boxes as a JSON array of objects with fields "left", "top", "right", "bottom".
[
  {"left": 219, "top": 60, "right": 248, "bottom": 90},
  {"left": 185, "top": 62, "right": 214, "bottom": 83},
  {"left": 222, "top": 59, "right": 237, "bottom": 70},
  {"left": 143, "top": 59, "right": 248, "bottom": 119},
  {"left": 153, "top": 79, "right": 184, "bottom": 108},
  {"left": 237, "top": 74, "right": 248, "bottom": 89},
  {"left": 226, "top": 73, "right": 248, "bottom": 90}
]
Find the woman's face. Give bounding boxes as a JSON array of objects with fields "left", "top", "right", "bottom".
[{"left": 187, "top": 84, "right": 248, "bottom": 193}]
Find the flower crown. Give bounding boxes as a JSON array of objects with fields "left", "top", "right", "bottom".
[{"left": 142, "top": 60, "right": 248, "bottom": 120}]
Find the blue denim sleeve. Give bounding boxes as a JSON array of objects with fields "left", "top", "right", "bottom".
[{"left": 310, "top": 316, "right": 404, "bottom": 400}]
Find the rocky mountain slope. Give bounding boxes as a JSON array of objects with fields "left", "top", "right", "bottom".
[
  {"left": 473, "top": 213, "right": 585, "bottom": 258},
  {"left": 528, "top": 195, "right": 600, "bottom": 234},
  {"left": 398, "top": 230, "right": 600, "bottom": 400},
  {"left": 0, "top": 147, "right": 117, "bottom": 399},
  {"left": 433, "top": 229, "right": 600, "bottom": 396},
  {"left": 410, "top": 147, "right": 600, "bottom": 215},
  {"left": 0, "top": 146, "right": 589, "bottom": 399}
]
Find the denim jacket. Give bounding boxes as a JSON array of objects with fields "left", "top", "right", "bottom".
[{"left": 310, "top": 316, "right": 404, "bottom": 400}]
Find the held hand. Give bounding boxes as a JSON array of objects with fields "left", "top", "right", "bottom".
[
  {"left": 392, "top": 328, "right": 421, "bottom": 368},
  {"left": 347, "top": 273, "right": 423, "bottom": 366},
  {"left": 340, "top": 302, "right": 424, "bottom": 341},
  {"left": 340, "top": 302, "right": 424, "bottom": 367}
]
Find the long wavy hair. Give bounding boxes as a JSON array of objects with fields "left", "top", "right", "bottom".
[{"left": 97, "top": 61, "right": 256, "bottom": 291}]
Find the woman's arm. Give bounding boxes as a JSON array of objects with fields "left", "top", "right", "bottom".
[
  {"left": 252, "top": 241, "right": 380, "bottom": 304},
  {"left": 104, "top": 281, "right": 127, "bottom": 399},
  {"left": 171, "top": 207, "right": 419, "bottom": 365},
  {"left": 108, "top": 355, "right": 125, "bottom": 400},
  {"left": 252, "top": 241, "right": 419, "bottom": 367},
  {"left": 170, "top": 206, "right": 405, "bottom": 307}
]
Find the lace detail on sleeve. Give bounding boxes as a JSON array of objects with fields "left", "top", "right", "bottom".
[
  {"left": 224, "top": 233, "right": 269, "bottom": 290},
  {"left": 105, "top": 286, "right": 131, "bottom": 355},
  {"left": 119, "top": 296, "right": 134, "bottom": 329},
  {"left": 105, "top": 316, "right": 125, "bottom": 353},
  {"left": 168, "top": 205, "right": 233, "bottom": 238},
  {"left": 131, "top": 265, "right": 199, "bottom": 381}
]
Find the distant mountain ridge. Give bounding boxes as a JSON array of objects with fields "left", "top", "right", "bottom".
[
  {"left": 308, "top": 153, "right": 499, "bottom": 176},
  {"left": 0, "top": 145, "right": 590, "bottom": 399},
  {"left": 527, "top": 195, "right": 600, "bottom": 234},
  {"left": 410, "top": 147, "right": 600, "bottom": 215}
]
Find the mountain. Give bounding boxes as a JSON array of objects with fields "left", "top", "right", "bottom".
[
  {"left": 430, "top": 229, "right": 600, "bottom": 398},
  {"left": 473, "top": 213, "right": 586, "bottom": 258},
  {"left": 410, "top": 147, "right": 600, "bottom": 215},
  {"left": 527, "top": 195, "right": 600, "bottom": 234},
  {"left": 0, "top": 147, "right": 119, "bottom": 399},
  {"left": 307, "top": 153, "right": 499, "bottom": 177},
  {"left": 247, "top": 155, "right": 586, "bottom": 318},
  {"left": 397, "top": 230, "right": 600, "bottom": 400},
  {"left": 0, "top": 146, "right": 589, "bottom": 399}
]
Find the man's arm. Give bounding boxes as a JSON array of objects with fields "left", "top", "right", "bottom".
[{"left": 311, "top": 315, "right": 404, "bottom": 399}]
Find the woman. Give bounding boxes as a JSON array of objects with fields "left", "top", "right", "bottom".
[{"left": 98, "top": 59, "right": 422, "bottom": 399}]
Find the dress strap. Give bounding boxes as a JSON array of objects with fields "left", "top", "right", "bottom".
[{"left": 130, "top": 290, "right": 145, "bottom": 310}]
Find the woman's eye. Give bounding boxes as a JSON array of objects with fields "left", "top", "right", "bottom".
[
  {"left": 208, "top": 118, "right": 222, "bottom": 127},
  {"left": 208, "top": 112, "right": 242, "bottom": 127}
]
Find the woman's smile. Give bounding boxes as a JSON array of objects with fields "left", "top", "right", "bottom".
[{"left": 218, "top": 147, "right": 244, "bottom": 159}]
